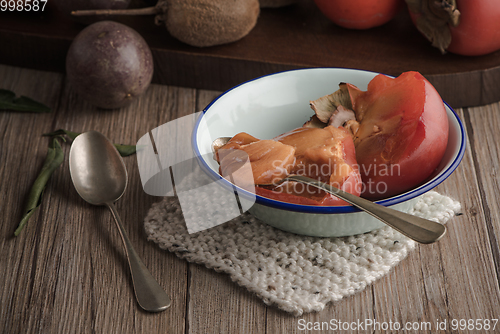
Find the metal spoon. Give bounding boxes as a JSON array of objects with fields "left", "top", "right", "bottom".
[
  {"left": 69, "top": 131, "right": 171, "bottom": 312},
  {"left": 213, "top": 137, "right": 446, "bottom": 244}
]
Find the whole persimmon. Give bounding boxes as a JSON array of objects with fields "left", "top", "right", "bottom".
[{"left": 313, "top": 0, "right": 403, "bottom": 29}]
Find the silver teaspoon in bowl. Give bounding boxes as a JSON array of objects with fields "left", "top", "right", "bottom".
[
  {"left": 213, "top": 137, "right": 446, "bottom": 244},
  {"left": 69, "top": 131, "right": 171, "bottom": 312}
]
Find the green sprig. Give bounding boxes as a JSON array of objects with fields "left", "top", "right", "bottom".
[
  {"left": 0, "top": 89, "right": 51, "bottom": 113},
  {"left": 43, "top": 129, "right": 136, "bottom": 156},
  {"left": 14, "top": 138, "right": 64, "bottom": 236}
]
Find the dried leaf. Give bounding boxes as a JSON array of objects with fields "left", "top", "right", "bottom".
[
  {"left": 405, "top": 0, "right": 460, "bottom": 54},
  {"left": 310, "top": 83, "right": 353, "bottom": 123}
]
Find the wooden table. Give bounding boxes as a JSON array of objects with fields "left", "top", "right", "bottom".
[{"left": 1, "top": 63, "right": 500, "bottom": 334}]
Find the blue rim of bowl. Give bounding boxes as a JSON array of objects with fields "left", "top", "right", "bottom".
[{"left": 192, "top": 68, "right": 466, "bottom": 214}]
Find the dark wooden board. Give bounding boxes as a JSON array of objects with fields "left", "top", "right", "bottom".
[{"left": 1, "top": 0, "right": 500, "bottom": 108}]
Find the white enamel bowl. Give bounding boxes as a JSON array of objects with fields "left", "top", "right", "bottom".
[{"left": 193, "top": 68, "right": 466, "bottom": 237}]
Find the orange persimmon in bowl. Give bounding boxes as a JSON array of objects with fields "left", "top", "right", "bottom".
[{"left": 193, "top": 68, "right": 465, "bottom": 237}]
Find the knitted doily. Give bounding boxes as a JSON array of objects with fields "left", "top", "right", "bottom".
[{"left": 144, "top": 191, "right": 461, "bottom": 315}]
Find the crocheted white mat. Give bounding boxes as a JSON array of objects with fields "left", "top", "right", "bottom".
[{"left": 144, "top": 191, "right": 461, "bottom": 316}]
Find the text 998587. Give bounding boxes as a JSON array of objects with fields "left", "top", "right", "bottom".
[{"left": 1, "top": 0, "right": 47, "bottom": 11}]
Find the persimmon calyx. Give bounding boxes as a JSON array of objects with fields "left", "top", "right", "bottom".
[
  {"left": 309, "top": 83, "right": 352, "bottom": 123},
  {"left": 308, "top": 84, "right": 359, "bottom": 138},
  {"left": 406, "top": 0, "right": 460, "bottom": 54}
]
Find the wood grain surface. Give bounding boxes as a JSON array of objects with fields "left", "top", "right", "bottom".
[
  {"left": 1, "top": 64, "right": 500, "bottom": 334},
  {"left": 1, "top": 0, "right": 500, "bottom": 108}
]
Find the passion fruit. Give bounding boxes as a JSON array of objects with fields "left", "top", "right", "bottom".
[{"left": 66, "top": 21, "right": 154, "bottom": 109}]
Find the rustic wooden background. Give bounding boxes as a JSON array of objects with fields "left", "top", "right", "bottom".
[{"left": 1, "top": 63, "right": 500, "bottom": 333}]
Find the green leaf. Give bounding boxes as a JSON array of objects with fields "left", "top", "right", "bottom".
[
  {"left": 14, "top": 138, "right": 64, "bottom": 236},
  {"left": 0, "top": 89, "right": 51, "bottom": 113},
  {"left": 43, "top": 129, "right": 80, "bottom": 141},
  {"left": 113, "top": 143, "right": 137, "bottom": 157},
  {"left": 43, "top": 129, "right": 136, "bottom": 157}
]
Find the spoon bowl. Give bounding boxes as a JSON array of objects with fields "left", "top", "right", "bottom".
[
  {"left": 69, "top": 130, "right": 171, "bottom": 312},
  {"left": 69, "top": 131, "right": 127, "bottom": 205}
]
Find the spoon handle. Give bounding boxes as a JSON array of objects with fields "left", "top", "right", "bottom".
[
  {"left": 284, "top": 175, "right": 446, "bottom": 244},
  {"left": 106, "top": 202, "right": 171, "bottom": 312}
]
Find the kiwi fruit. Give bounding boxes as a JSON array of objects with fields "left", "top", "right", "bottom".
[
  {"left": 158, "top": 0, "right": 260, "bottom": 47},
  {"left": 72, "top": 0, "right": 260, "bottom": 47}
]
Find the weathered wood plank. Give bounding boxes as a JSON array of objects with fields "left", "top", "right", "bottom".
[
  {"left": 184, "top": 90, "right": 267, "bottom": 334},
  {"left": 0, "top": 65, "right": 195, "bottom": 333},
  {"left": 0, "top": 65, "right": 65, "bottom": 334},
  {"left": 267, "top": 289, "right": 375, "bottom": 334},
  {"left": 464, "top": 103, "right": 500, "bottom": 289},
  {"left": 51, "top": 81, "right": 195, "bottom": 334}
]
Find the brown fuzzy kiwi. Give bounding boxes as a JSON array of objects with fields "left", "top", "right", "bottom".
[
  {"left": 157, "top": 0, "right": 259, "bottom": 47},
  {"left": 73, "top": 0, "right": 260, "bottom": 48}
]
